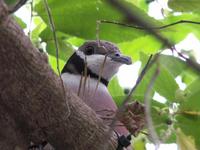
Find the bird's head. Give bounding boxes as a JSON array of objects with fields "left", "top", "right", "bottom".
[{"left": 62, "top": 40, "right": 132, "bottom": 86}]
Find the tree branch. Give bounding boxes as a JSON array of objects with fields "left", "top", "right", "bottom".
[
  {"left": 106, "top": 0, "right": 172, "bottom": 48},
  {"left": 0, "top": 1, "right": 117, "bottom": 150},
  {"left": 98, "top": 19, "right": 200, "bottom": 30},
  {"left": 8, "top": 0, "right": 28, "bottom": 14},
  {"left": 144, "top": 65, "right": 160, "bottom": 148},
  {"left": 103, "top": 55, "right": 153, "bottom": 149},
  {"left": 106, "top": 0, "right": 200, "bottom": 74}
]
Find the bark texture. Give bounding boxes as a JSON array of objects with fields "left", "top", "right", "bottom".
[{"left": 0, "top": 1, "right": 117, "bottom": 149}]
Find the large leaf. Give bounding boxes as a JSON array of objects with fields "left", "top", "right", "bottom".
[
  {"left": 126, "top": 0, "right": 149, "bottom": 12},
  {"left": 4, "top": 0, "right": 17, "bottom": 5},
  {"left": 176, "top": 91, "right": 200, "bottom": 149},
  {"left": 108, "top": 77, "right": 125, "bottom": 106},
  {"left": 31, "top": 17, "right": 47, "bottom": 43},
  {"left": 184, "top": 77, "right": 200, "bottom": 98},
  {"left": 14, "top": 16, "right": 27, "bottom": 29},
  {"left": 135, "top": 53, "right": 179, "bottom": 101},
  {"left": 176, "top": 114, "right": 200, "bottom": 149},
  {"left": 160, "top": 14, "right": 200, "bottom": 43},
  {"left": 176, "top": 128, "right": 197, "bottom": 150},
  {"left": 181, "top": 69, "right": 199, "bottom": 85},
  {"left": 132, "top": 135, "right": 146, "bottom": 150},
  {"left": 48, "top": 55, "right": 65, "bottom": 74},
  {"left": 117, "top": 14, "right": 200, "bottom": 61},
  {"left": 118, "top": 35, "right": 162, "bottom": 61},
  {"left": 35, "top": 0, "right": 161, "bottom": 43},
  {"left": 180, "top": 90, "right": 200, "bottom": 112},
  {"left": 148, "top": 99, "right": 176, "bottom": 143},
  {"left": 153, "top": 65, "right": 179, "bottom": 101},
  {"left": 168, "top": 0, "right": 200, "bottom": 14},
  {"left": 40, "top": 26, "right": 74, "bottom": 61},
  {"left": 46, "top": 38, "right": 74, "bottom": 61},
  {"left": 159, "top": 55, "right": 186, "bottom": 77}
]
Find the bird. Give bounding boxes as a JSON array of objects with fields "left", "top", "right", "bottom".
[{"left": 61, "top": 40, "right": 132, "bottom": 149}]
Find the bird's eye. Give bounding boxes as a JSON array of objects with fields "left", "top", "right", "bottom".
[
  {"left": 115, "top": 53, "right": 120, "bottom": 57},
  {"left": 85, "top": 46, "right": 94, "bottom": 55}
]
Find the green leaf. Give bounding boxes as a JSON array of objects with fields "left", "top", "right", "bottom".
[
  {"left": 176, "top": 91, "right": 200, "bottom": 149},
  {"left": 14, "top": 16, "right": 27, "bottom": 29},
  {"left": 142, "top": 100, "right": 176, "bottom": 143},
  {"left": 40, "top": 27, "right": 71, "bottom": 42},
  {"left": 39, "top": 26, "right": 74, "bottom": 61},
  {"left": 175, "top": 89, "right": 187, "bottom": 102},
  {"left": 185, "top": 77, "right": 200, "bottom": 98},
  {"left": 181, "top": 69, "right": 199, "bottom": 85},
  {"left": 176, "top": 128, "right": 197, "bottom": 150},
  {"left": 35, "top": 0, "right": 160, "bottom": 43},
  {"left": 126, "top": 0, "right": 148, "bottom": 12},
  {"left": 108, "top": 77, "right": 124, "bottom": 97},
  {"left": 180, "top": 90, "right": 200, "bottom": 112},
  {"left": 31, "top": 17, "right": 46, "bottom": 42},
  {"left": 4, "top": 0, "right": 17, "bottom": 5},
  {"left": 48, "top": 55, "right": 65, "bottom": 74},
  {"left": 152, "top": 103, "right": 169, "bottom": 126},
  {"left": 133, "top": 76, "right": 154, "bottom": 102},
  {"left": 118, "top": 36, "right": 162, "bottom": 61},
  {"left": 168, "top": 0, "right": 200, "bottom": 13},
  {"left": 67, "top": 37, "right": 85, "bottom": 47},
  {"left": 132, "top": 135, "right": 146, "bottom": 150},
  {"left": 154, "top": 65, "right": 179, "bottom": 101},
  {"left": 160, "top": 14, "right": 200, "bottom": 43},
  {"left": 159, "top": 55, "right": 186, "bottom": 77},
  {"left": 46, "top": 38, "right": 74, "bottom": 61},
  {"left": 108, "top": 77, "right": 125, "bottom": 106},
  {"left": 133, "top": 53, "right": 154, "bottom": 100},
  {"left": 176, "top": 114, "right": 200, "bottom": 149},
  {"left": 136, "top": 53, "right": 179, "bottom": 101}
]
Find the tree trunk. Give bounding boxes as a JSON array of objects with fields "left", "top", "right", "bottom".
[{"left": 0, "top": 1, "right": 117, "bottom": 149}]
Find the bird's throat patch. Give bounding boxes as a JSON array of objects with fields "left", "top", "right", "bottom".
[{"left": 61, "top": 52, "right": 108, "bottom": 86}]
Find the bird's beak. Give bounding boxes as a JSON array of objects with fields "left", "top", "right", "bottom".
[{"left": 109, "top": 53, "right": 132, "bottom": 65}]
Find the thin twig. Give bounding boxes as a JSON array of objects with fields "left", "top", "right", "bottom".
[
  {"left": 77, "top": 72, "right": 83, "bottom": 96},
  {"left": 83, "top": 55, "right": 88, "bottom": 96},
  {"left": 106, "top": 0, "right": 172, "bottom": 48},
  {"left": 94, "top": 55, "right": 107, "bottom": 96},
  {"left": 122, "top": 54, "right": 153, "bottom": 106},
  {"left": 99, "top": 19, "right": 200, "bottom": 30},
  {"left": 96, "top": 20, "right": 101, "bottom": 46},
  {"left": 98, "top": 19, "right": 200, "bottom": 73},
  {"left": 8, "top": 0, "right": 28, "bottom": 14},
  {"left": 87, "top": 75, "right": 91, "bottom": 97},
  {"left": 152, "top": 20, "right": 200, "bottom": 29},
  {"left": 144, "top": 64, "right": 160, "bottom": 149},
  {"left": 140, "top": 131, "right": 149, "bottom": 136},
  {"left": 28, "top": 0, "right": 33, "bottom": 37},
  {"left": 43, "top": 0, "right": 60, "bottom": 73},
  {"left": 43, "top": 0, "right": 70, "bottom": 117},
  {"left": 106, "top": 0, "right": 200, "bottom": 74},
  {"left": 172, "top": 47, "right": 200, "bottom": 72},
  {"left": 102, "top": 54, "right": 153, "bottom": 150}
]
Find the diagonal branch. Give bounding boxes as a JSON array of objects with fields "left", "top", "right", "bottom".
[
  {"left": 144, "top": 65, "right": 160, "bottom": 148},
  {"left": 102, "top": 54, "right": 153, "bottom": 149},
  {"left": 8, "top": 0, "right": 28, "bottom": 14},
  {"left": 43, "top": 0, "right": 71, "bottom": 118},
  {"left": 0, "top": 1, "right": 117, "bottom": 150},
  {"left": 106, "top": 0, "right": 200, "bottom": 74}
]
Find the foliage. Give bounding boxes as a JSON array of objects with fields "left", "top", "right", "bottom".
[
  {"left": 15, "top": 0, "right": 200, "bottom": 149},
  {"left": 5, "top": 0, "right": 17, "bottom": 5}
]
